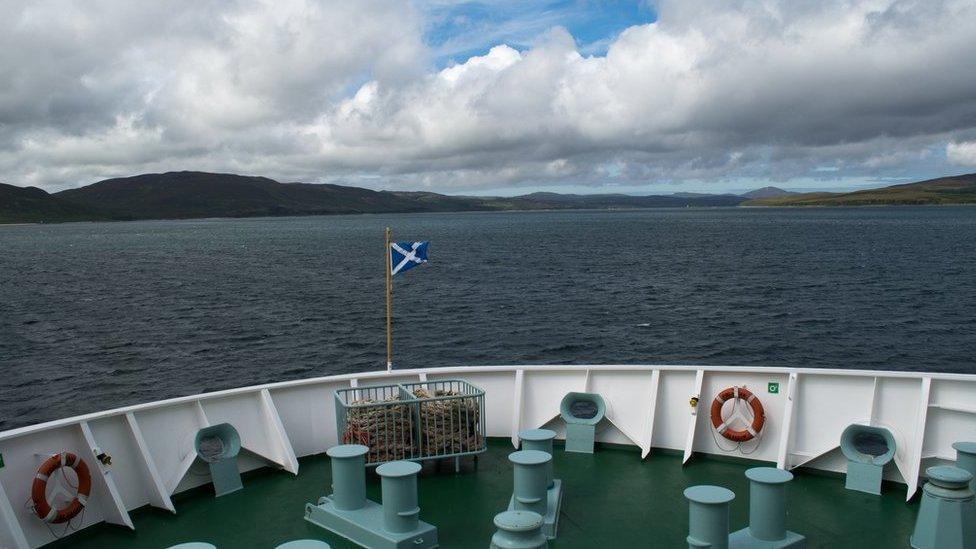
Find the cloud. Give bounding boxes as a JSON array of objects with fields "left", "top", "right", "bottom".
[
  {"left": 947, "top": 141, "right": 976, "bottom": 167},
  {"left": 1, "top": 0, "right": 976, "bottom": 192}
]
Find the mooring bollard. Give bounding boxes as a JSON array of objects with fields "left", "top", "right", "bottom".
[
  {"left": 910, "top": 466, "right": 976, "bottom": 549},
  {"left": 376, "top": 461, "right": 423, "bottom": 535},
  {"left": 519, "top": 429, "right": 556, "bottom": 489},
  {"left": 729, "top": 467, "right": 806, "bottom": 547},
  {"left": 684, "top": 485, "right": 735, "bottom": 549},
  {"left": 746, "top": 467, "right": 790, "bottom": 541},
  {"left": 509, "top": 450, "right": 551, "bottom": 517},
  {"left": 326, "top": 444, "right": 369, "bottom": 511},
  {"left": 490, "top": 510, "right": 548, "bottom": 549},
  {"left": 953, "top": 442, "right": 976, "bottom": 492}
]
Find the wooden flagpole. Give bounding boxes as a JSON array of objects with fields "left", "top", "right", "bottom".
[{"left": 385, "top": 227, "right": 393, "bottom": 371}]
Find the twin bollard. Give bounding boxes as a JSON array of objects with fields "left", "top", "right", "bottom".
[
  {"left": 509, "top": 450, "right": 551, "bottom": 518},
  {"left": 511, "top": 429, "right": 563, "bottom": 538},
  {"left": 686, "top": 467, "right": 805, "bottom": 548},
  {"left": 910, "top": 465, "right": 976, "bottom": 549},
  {"left": 304, "top": 444, "right": 438, "bottom": 549}
]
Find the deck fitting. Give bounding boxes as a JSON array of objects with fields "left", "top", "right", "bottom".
[
  {"left": 910, "top": 466, "right": 976, "bottom": 549},
  {"left": 305, "top": 445, "right": 438, "bottom": 549},
  {"left": 729, "top": 467, "right": 805, "bottom": 548},
  {"left": 507, "top": 450, "right": 560, "bottom": 539}
]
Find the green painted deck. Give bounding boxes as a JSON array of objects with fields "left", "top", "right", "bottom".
[{"left": 51, "top": 439, "right": 919, "bottom": 548}]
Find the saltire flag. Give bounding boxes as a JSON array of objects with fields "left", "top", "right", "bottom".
[{"left": 390, "top": 241, "right": 429, "bottom": 276}]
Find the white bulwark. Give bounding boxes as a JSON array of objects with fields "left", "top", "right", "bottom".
[{"left": 0, "top": 364, "right": 974, "bottom": 548}]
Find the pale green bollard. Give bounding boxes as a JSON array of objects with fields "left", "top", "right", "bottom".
[
  {"left": 910, "top": 466, "right": 976, "bottom": 549},
  {"left": 730, "top": 468, "right": 805, "bottom": 547},
  {"left": 326, "top": 444, "right": 369, "bottom": 511},
  {"left": 747, "top": 467, "right": 790, "bottom": 541},
  {"left": 953, "top": 442, "right": 976, "bottom": 493},
  {"left": 376, "top": 461, "right": 423, "bottom": 535},
  {"left": 684, "top": 485, "right": 735, "bottom": 549},
  {"left": 490, "top": 510, "right": 548, "bottom": 549},
  {"left": 519, "top": 429, "right": 556, "bottom": 489},
  {"left": 509, "top": 450, "right": 551, "bottom": 517}
]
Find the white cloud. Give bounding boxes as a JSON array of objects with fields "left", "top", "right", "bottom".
[
  {"left": 1, "top": 0, "right": 976, "bottom": 192},
  {"left": 947, "top": 141, "right": 976, "bottom": 167}
]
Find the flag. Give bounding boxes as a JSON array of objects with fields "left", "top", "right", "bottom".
[{"left": 390, "top": 241, "right": 429, "bottom": 276}]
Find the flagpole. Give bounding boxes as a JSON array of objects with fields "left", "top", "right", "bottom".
[{"left": 385, "top": 227, "right": 393, "bottom": 371}]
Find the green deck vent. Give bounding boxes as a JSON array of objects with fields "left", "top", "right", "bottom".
[
  {"left": 910, "top": 466, "right": 976, "bottom": 549},
  {"left": 194, "top": 423, "right": 243, "bottom": 497},
  {"left": 305, "top": 445, "right": 437, "bottom": 549},
  {"left": 840, "top": 424, "right": 896, "bottom": 495},
  {"left": 559, "top": 392, "right": 606, "bottom": 454},
  {"left": 729, "top": 467, "right": 805, "bottom": 548}
]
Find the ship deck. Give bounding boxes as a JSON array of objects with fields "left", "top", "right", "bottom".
[{"left": 48, "top": 439, "right": 919, "bottom": 549}]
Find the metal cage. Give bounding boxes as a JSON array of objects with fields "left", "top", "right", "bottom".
[{"left": 334, "top": 379, "right": 487, "bottom": 466}]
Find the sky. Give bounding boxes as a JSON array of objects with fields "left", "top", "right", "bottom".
[{"left": 2, "top": 0, "right": 976, "bottom": 195}]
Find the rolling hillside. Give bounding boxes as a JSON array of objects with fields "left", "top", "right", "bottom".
[{"left": 745, "top": 174, "right": 976, "bottom": 206}]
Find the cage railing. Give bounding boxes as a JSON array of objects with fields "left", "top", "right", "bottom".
[{"left": 335, "top": 379, "right": 487, "bottom": 466}]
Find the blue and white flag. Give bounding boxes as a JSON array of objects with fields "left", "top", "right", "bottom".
[{"left": 390, "top": 241, "right": 429, "bottom": 276}]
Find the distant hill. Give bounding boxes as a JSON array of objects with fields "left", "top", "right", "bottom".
[
  {"left": 744, "top": 174, "right": 976, "bottom": 206},
  {"left": 0, "top": 183, "right": 104, "bottom": 223},
  {"left": 519, "top": 192, "right": 744, "bottom": 208},
  {"left": 740, "top": 186, "right": 796, "bottom": 199},
  {"left": 4, "top": 171, "right": 974, "bottom": 224}
]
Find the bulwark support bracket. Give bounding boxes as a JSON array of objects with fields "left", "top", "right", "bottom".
[
  {"left": 683, "top": 370, "right": 705, "bottom": 464},
  {"left": 79, "top": 421, "right": 134, "bottom": 529},
  {"left": 640, "top": 369, "right": 661, "bottom": 459},
  {"left": 259, "top": 389, "right": 299, "bottom": 475},
  {"left": 776, "top": 372, "right": 799, "bottom": 469},
  {"left": 511, "top": 369, "right": 525, "bottom": 447},
  {"left": 125, "top": 412, "right": 175, "bottom": 513}
]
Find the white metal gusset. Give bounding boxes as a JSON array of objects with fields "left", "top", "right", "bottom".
[
  {"left": 124, "top": 413, "right": 175, "bottom": 513},
  {"left": 79, "top": 421, "right": 134, "bottom": 529},
  {"left": 683, "top": 370, "right": 705, "bottom": 464},
  {"left": 511, "top": 369, "right": 525, "bottom": 447},
  {"left": 775, "top": 372, "right": 799, "bottom": 469},
  {"left": 259, "top": 390, "right": 299, "bottom": 475},
  {"left": 640, "top": 370, "right": 661, "bottom": 459},
  {"left": 0, "top": 478, "right": 29, "bottom": 549},
  {"left": 904, "top": 377, "right": 931, "bottom": 501}
]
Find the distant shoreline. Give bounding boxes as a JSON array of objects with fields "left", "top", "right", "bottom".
[{"left": 6, "top": 202, "right": 976, "bottom": 226}]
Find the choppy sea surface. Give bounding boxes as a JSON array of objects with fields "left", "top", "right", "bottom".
[{"left": 2, "top": 207, "right": 975, "bottom": 430}]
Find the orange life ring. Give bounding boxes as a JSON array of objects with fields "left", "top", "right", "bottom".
[
  {"left": 710, "top": 386, "right": 765, "bottom": 442},
  {"left": 31, "top": 452, "right": 92, "bottom": 524}
]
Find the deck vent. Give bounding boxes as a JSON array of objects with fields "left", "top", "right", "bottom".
[
  {"left": 910, "top": 465, "right": 976, "bottom": 549},
  {"left": 840, "top": 424, "right": 896, "bottom": 495},
  {"left": 193, "top": 423, "right": 242, "bottom": 497},
  {"left": 558, "top": 392, "right": 606, "bottom": 454}
]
